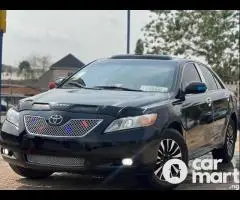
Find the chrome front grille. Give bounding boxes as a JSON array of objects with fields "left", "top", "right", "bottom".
[
  {"left": 24, "top": 115, "right": 103, "bottom": 137},
  {"left": 27, "top": 154, "right": 85, "bottom": 167}
]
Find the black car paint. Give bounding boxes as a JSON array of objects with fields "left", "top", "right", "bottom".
[
  {"left": 0, "top": 90, "right": 172, "bottom": 173},
  {"left": 0, "top": 57, "right": 238, "bottom": 175},
  {"left": 20, "top": 89, "right": 170, "bottom": 110}
]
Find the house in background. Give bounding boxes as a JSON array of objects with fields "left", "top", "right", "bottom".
[
  {"left": 33, "top": 53, "right": 85, "bottom": 91},
  {"left": 1, "top": 84, "right": 41, "bottom": 105},
  {"left": 1, "top": 54, "right": 85, "bottom": 108}
]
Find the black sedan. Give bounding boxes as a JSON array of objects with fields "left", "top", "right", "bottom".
[{"left": 0, "top": 55, "right": 238, "bottom": 190}]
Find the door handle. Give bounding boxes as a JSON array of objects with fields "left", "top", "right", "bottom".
[
  {"left": 205, "top": 97, "right": 212, "bottom": 107},
  {"left": 224, "top": 93, "right": 230, "bottom": 100}
]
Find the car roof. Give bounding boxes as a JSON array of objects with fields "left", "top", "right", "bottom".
[{"left": 109, "top": 54, "right": 192, "bottom": 64}]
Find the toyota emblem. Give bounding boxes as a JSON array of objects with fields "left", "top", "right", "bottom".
[{"left": 48, "top": 115, "right": 63, "bottom": 125}]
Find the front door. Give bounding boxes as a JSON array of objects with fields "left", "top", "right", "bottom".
[{"left": 181, "top": 63, "right": 214, "bottom": 158}]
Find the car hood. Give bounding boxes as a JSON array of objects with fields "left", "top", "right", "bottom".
[
  {"left": 19, "top": 89, "right": 169, "bottom": 117},
  {"left": 28, "top": 88, "right": 168, "bottom": 106}
]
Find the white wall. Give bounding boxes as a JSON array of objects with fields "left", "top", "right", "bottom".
[
  {"left": 1, "top": 72, "right": 24, "bottom": 80},
  {"left": 1, "top": 70, "right": 43, "bottom": 81}
]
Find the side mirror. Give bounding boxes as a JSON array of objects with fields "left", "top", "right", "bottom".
[{"left": 184, "top": 82, "right": 207, "bottom": 94}]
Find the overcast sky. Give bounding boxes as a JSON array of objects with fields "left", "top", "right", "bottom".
[{"left": 3, "top": 10, "right": 150, "bottom": 67}]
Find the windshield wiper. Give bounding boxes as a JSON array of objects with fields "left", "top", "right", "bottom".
[
  {"left": 93, "top": 85, "right": 143, "bottom": 92},
  {"left": 65, "top": 82, "right": 143, "bottom": 92},
  {"left": 66, "top": 81, "right": 103, "bottom": 90},
  {"left": 67, "top": 81, "right": 87, "bottom": 88}
]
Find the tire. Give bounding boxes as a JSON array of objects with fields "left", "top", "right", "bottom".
[
  {"left": 137, "top": 128, "right": 189, "bottom": 190},
  {"left": 212, "top": 119, "right": 237, "bottom": 163},
  {"left": 9, "top": 164, "right": 53, "bottom": 179}
]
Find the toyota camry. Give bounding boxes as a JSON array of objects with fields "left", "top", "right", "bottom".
[{"left": 0, "top": 55, "right": 238, "bottom": 190}]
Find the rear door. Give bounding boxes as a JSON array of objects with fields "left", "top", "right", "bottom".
[
  {"left": 196, "top": 63, "right": 230, "bottom": 147},
  {"left": 181, "top": 63, "right": 214, "bottom": 157}
]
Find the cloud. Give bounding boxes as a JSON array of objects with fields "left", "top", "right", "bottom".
[{"left": 3, "top": 10, "right": 150, "bottom": 66}]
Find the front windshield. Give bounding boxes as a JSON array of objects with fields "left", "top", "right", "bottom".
[{"left": 60, "top": 59, "right": 178, "bottom": 93}]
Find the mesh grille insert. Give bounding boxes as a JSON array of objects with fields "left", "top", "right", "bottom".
[
  {"left": 24, "top": 115, "right": 103, "bottom": 137},
  {"left": 26, "top": 154, "right": 85, "bottom": 167}
]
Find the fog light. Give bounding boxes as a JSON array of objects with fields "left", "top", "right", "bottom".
[
  {"left": 3, "top": 148, "right": 9, "bottom": 155},
  {"left": 122, "top": 158, "right": 133, "bottom": 166}
]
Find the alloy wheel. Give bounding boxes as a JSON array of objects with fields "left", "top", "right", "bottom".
[{"left": 154, "top": 139, "right": 182, "bottom": 181}]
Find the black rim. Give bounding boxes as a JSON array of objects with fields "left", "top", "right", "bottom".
[
  {"left": 154, "top": 139, "right": 182, "bottom": 181},
  {"left": 226, "top": 124, "right": 235, "bottom": 157}
]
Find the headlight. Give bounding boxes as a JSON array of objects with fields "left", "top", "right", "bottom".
[
  {"left": 6, "top": 108, "right": 20, "bottom": 128},
  {"left": 104, "top": 113, "right": 157, "bottom": 133}
]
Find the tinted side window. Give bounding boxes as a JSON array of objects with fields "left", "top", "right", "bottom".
[
  {"left": 213, "top": 76, "right": 224, "bottom": 89},
  {"left": 182, "top": 63, "right": 201, "bottom": 89},
  {"left": 198, "top": 64, "right": 218, "bottom": 91}
]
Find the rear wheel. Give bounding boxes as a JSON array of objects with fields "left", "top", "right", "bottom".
[
  {"left": 137, "top": 129, "right": 189, "bottom": 190},
  {"left": 9, "top": 164, "right": 53, "bottom": 179},
  {"left": 212, "top": 119, "right": 237, "bottom": 163}
]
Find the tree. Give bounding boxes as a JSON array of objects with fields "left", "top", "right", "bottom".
[
  {"left": 141, "top": 10, "right": 239, "bottom": 82},
  {"left": 29, "top": 55, "right": 52, "bottom": 77},
  {"left": 135, "top": 39, "right": 144, "bottom": 55},
  {"left": 18, "top": 61, "right": 33, "bottom": 80}
]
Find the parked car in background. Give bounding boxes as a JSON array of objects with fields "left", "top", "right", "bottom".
[
  {"left": 238, "top": 103, "right": 240, "bottom": 129},
  {"left": 0, "top": 99, "right": 14, "bottom": 112},
  {"left": 0, "top": 55, "right": 238, "bottom": 190},
  {"left": 0, "top": 100, "right": 8, "bottom": 112},
  {"left": 0, "top": 100, "right": 8, "bottom": 128}
]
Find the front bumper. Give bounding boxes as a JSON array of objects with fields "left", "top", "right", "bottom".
[{"left": 0, "top": 120, "right": 161, "bottom": 175}]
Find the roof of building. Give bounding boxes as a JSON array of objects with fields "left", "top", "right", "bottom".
[{"left": 50, "top": 54, "right": 85, "bottom": 70}]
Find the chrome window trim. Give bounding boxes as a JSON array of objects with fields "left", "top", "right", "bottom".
[{"left": 194, "top": 62, "right": 226, "bottom": 91}]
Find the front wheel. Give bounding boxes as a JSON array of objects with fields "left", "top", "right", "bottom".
[
  {"left": 137, "top": 128, "right": 189, "bottom": 190},
  {"left": 9, "top": 164, "right": 53, "bottom": 179}
]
